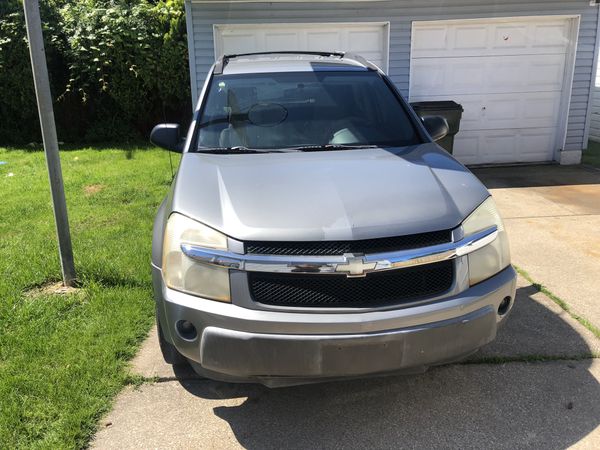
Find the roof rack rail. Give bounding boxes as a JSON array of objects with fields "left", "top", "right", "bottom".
[
  {"left": 341, "top": 52, "right": 381, "bottom": 72},
  {"left": 213, "top": 51, "right": 346, "bottom": 74}
]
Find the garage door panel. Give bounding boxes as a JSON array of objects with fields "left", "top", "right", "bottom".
[
  {"left": 452, "top": 134, "right": 479, "bottom": 161},
  {"left": 410, "top": 59, "right": 446, "bottom": 92},
  {"left": 348, "top": 30, "right": 382, "bottom": 51},
  {"left": 484, "top": 98, "right": 521, "bottom": 124},
  {"left": 454, "top": 26, "right": 489, "bottom": 52},
  {"left": 532, "top": 23, "right": 571, "bottom": 49},
  {"left": 534, "top": 58, "right": 568, "bottom": 90},
  {"left": 520, "top": 130, "right": 557, "bottom": 158},
  {"left": 413, "top": 91, "right": 561, "bottom": 132},
  {"left": 480, "top": 133, "right": 517, "bottom": 163},
  {"left": 412, "top": 18, "right": 570, "bottom": 58},
  {"left": 453, "top": 132, "right": 516, "bottom": 165},
  {"left": 411, "top": 54, "right": 565, "bottom": 96},
  {"left": 450, "top": 61, "right": 486, "bottom": 91},
  {"left": 454, "top": 128, "right": 557, "bottom": 164},
  {"left": 214, "top": 23, "right": 388, "bottom": 72},
  {"left": 489, "top": 63, "right": 527, "bottom": 91},
  {"left": 306, "top": 31, "right": 342, "bottom": 51},
  {"left": 493, "top": 25, "right": 529, "bottom": 50},
  {"left": 410, "top": 58, "right": 490, "bottom": 94},
  {"left": 484, "top": 92, "right": 561, "bottom": 130},
  {"left": 265, "top": 33, "right": 301, "bottom": 52},
  {"left": 523, "top": 94, "right": 562, "bottom": 122},
  {"left": 488, "top": 54, "right": 566, "bottom": 91},
  {"left": 414, "top": 26, "right": 448, "bottom": 53},
  {"left": 220, "top": 34, "right": 260, "bottom": 55}
]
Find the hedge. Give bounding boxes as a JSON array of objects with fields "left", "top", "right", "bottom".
[{"left": 0, "top": 0, "right": 191, "bottom": 145}]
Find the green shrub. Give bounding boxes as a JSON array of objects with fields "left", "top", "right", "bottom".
[
  {"left": 0, "top": 2, "right": 67, "bottom": 144},
  {"left": 0, "top": 0, "right": 190, "bottom": 145}
]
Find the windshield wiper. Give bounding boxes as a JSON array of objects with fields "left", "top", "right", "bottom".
[
  {"left": 195, "top": 146, "right": 292, "bottom": 154},
  {"left": 195, "top": 144, "right": 379, "bottom": 154},
  {"left": 286, "top": 144, "right": 380, "bottom": 152}
]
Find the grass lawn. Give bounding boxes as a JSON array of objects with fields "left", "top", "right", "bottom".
[
  {"left": 0, "top": 146, "right": 178, "bottom": 448},
  {"left": 584, "top": 140, "right": 600, "bottom": 168}
]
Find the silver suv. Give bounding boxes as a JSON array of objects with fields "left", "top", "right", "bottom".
[{"left": 150, "top": 52, "right": 516, "bottom": 387}]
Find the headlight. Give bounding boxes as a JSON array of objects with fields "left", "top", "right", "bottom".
[
  {"left": 162, "top": 213, "right": 231, "bottom": 302},
  {"left": 462, "top": 197, "right": 511, "bottom": 285}
]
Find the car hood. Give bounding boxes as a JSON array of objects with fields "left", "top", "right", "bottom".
[{"left": 171, "top": 144, "right": 489, "bottom": 242}]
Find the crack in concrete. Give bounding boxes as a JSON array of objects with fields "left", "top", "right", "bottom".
[{"left": 515, "top": 266, "right": 600, "bottom": 340}]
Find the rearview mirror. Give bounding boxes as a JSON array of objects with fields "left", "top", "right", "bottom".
[
  {"left": 422, "top": 116, "right": 449, "bottom": 142},
  {"left": 150, "top": 123, "right": 183, "bottom": 153}
]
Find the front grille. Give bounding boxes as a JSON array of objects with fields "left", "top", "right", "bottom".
[
  {"left": 248, "top": 260, "right": 454, "bottom": 308},
  {"left": 245, "top": 230, "right": 452, "bottom": 256}
]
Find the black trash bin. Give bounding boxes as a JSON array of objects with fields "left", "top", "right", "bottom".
[{"left": 410, "top": 101, "right": 464, "bottom": 154}]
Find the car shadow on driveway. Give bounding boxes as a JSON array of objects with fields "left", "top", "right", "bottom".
[
  {"left": 170, "top": 283, "right": 600, "bottom": 449},
  {"left": 472, "top": 164, "right": 600, "bottom": 189}
]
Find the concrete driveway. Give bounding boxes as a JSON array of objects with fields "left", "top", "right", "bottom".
[
  {"left": 473, "top": 164, "right": 600, "bottom": 328},
  {"left": 93, "top": 164, "right": 600, "bottom": 449}
]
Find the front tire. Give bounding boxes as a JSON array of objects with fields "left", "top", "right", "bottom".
[{"left": 156, "top": 307, "right": 187, "bottom": 366}]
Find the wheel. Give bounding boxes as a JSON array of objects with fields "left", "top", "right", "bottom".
[{"left": 156, "top": 307, "right": 187, "bottom": 366}]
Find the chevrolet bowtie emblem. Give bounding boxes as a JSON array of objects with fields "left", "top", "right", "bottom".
[{"left": 335, "top": 254, "right": 377, "bottom": 277}]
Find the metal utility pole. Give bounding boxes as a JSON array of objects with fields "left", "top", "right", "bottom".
[{"left": 23, "top": 0, "right": 76, "bottom": 286}]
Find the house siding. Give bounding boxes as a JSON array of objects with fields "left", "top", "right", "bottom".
[
  {"left": 589, "top": 59, "right": 600, "bottom": 142},
  {"left": 187, "top": 0, "right": 599, "bottom": 153}
]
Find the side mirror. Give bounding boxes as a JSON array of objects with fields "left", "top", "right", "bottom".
[
  {"left": 150, "top": 123, "right": 183, "bottom": 153},
  {"left": 422, "top": 116, "right": 449, "bottom": 142}
]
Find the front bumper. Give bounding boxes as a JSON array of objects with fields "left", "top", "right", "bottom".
[{"left": 154, "top": 265, "right": 516, "bottom": 386}]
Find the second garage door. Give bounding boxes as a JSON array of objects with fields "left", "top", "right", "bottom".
[
  {"left": 409, "top": 16, "right": 577, "bottom": 165},
  {"left": 213, "top": 23, "right": 389, "bottom": 72}
]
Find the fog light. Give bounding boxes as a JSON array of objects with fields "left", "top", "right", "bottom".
[
  {"left": 498, "top": 296, "right": 511, "bottom": 316},
  {"left": 176, "top": 320, "right": 197, "bottom": 340}
]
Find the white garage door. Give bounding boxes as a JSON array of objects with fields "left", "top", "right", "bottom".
[
  {"left": 213, "top": 23, "right": 389, "bottom": 72},
  {"left": 410, "top": 16, "right": 576, "bottom": 165}
]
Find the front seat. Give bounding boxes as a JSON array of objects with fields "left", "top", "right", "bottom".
[
  {"left": 219, "top": 124, "right": 246, "bottom": 148},
  {"left": 218, "top": 87, "right": 256, "bottom": 148}
]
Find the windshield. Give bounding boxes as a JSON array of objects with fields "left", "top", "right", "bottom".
[{"left": 194, "top": 71, "right": 421, "bottom": 151}]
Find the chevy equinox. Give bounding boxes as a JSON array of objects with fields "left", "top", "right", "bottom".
[{"left": 149, "top": 51, "right": 516, "bottom": 386}]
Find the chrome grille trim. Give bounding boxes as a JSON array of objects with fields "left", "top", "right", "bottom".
[{"left": 180, "top": 225, "right": 497, "bottom": 277}]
